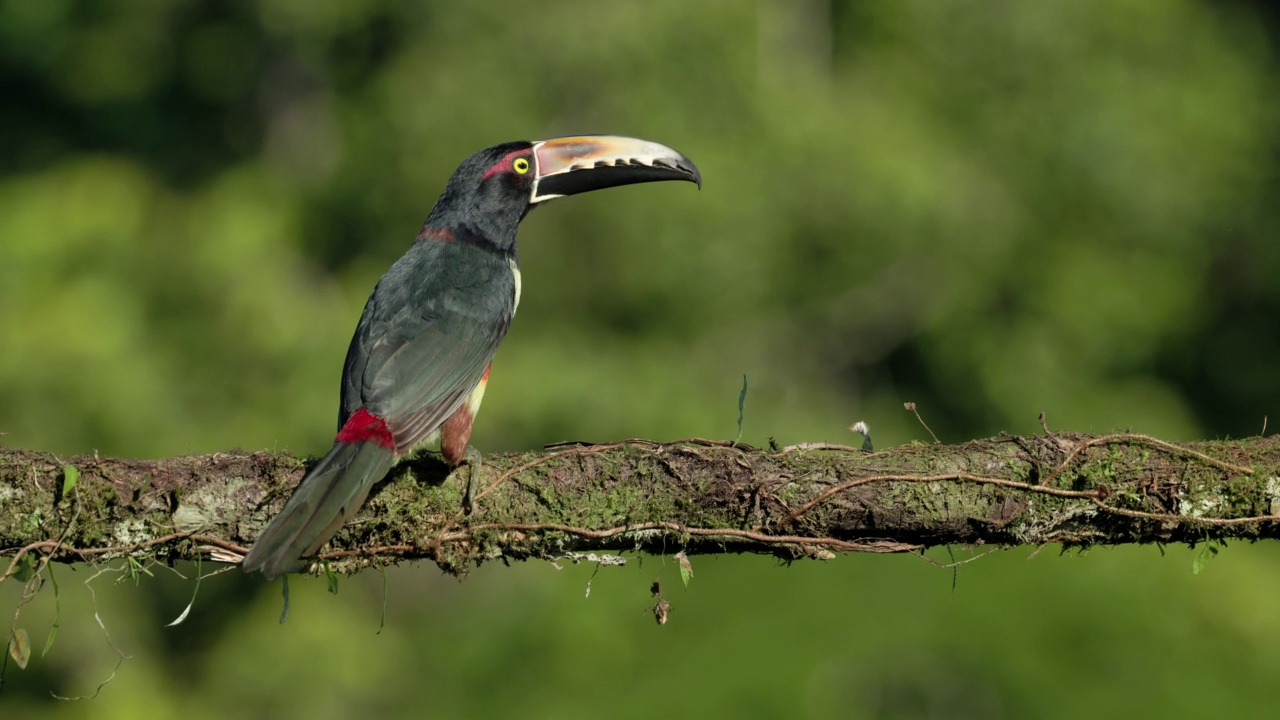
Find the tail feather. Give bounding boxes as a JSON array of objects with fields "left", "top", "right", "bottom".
[{"left": 243, "top": 441, "right": 396, "bottom": 579}]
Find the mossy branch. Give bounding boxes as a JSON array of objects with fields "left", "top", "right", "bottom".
[{"left": 2, "top": 433, "right": 1278, "bottom": 582}]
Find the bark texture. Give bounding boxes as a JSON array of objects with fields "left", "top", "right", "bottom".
[{"left": 2, "top": 432, "right": 1278, "bottom": 580}]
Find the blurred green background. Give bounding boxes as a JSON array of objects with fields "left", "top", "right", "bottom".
[{"left": 4, "top": 0, "right": 1280, "bottom": 716}]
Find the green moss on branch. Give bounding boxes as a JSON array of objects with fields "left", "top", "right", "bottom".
[{"left": 2, "top": 433, "right": 1278, "bottom": 580}]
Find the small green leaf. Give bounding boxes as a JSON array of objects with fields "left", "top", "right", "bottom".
[
  {"left": 324, "top": 563, "right": 339, "bottom": 595},
  {"left": 167, "top": 601, "right": 194, "bottom": 627},
  {"left": 9, "top": 628, "right": 30, "bottom": 669},
  {"left": 167, "top": 556, "right": 202, "bottom": 627},
  {"left": 377, "top": 565, "right": 388, "bottom": 635},
  {"left": 62, "top": 464, "right": 78, "bottom": 495},
  {"left": 733, "top": 375, "right": 748, "bottom": 447},
  {"left": 675, "top": 551, "right": 693, "bottom": 588},
  {"left": 41, "top": 563, "right": 61, "bottom": 658},
  {"left": 41, "top": 622, "right": 59, "bottom": 660},
  {"left": 1192, "top": 542, "right": 1219, "bottom": 575},
  {"left": 12, "top": 553, "right": 36, "bottom": 583}
]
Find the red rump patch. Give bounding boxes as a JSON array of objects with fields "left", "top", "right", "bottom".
[
  {"left": 481, "top": 150, "right": 531, "bottom": 182},
  {"left": 336, "top": 408, "right": 396, "bottom": 451}
]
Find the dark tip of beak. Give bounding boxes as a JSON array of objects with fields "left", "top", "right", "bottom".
[{"left": 654, "top": 158, "right": 701, "bottom": 189}]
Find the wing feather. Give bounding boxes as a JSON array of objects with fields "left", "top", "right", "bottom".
[{"left": 338, "top": 241, "right": 516, "bottom": 454}]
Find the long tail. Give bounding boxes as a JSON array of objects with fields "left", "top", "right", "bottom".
[{"left": 242, "top": 440, "right": 396, "bottom": 579}]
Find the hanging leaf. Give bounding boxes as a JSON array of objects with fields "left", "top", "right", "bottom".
[
  {"left": 42, "top": 563, "right": 62, "bottom": 657},
  {"left": 652, "top": 598, "right": 670, "bottom": 625},
  {"left": 675, "top": 551, "right": 694, "bottom": 588},
  {"left": 1192, "top": 542, "right": 1219, "bottom": 575},
  {"left": 167, "top": 556, "right": 203, "bottom": 627},
  {"left": 377, "top": 566, "right": 389, "bottom": 635},
  {"left": 12, "top": 553, "right": 36, "bottom": 583},
  {"left": 9, "top": 628, "right": 30, "bottom": 669},
  {"left": 325, "top": 563, "right": 339, "bottom": 595}
]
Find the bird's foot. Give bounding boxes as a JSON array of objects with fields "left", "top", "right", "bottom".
[{"left": 451, "top": 445, "right": 483, "bottom": 515}]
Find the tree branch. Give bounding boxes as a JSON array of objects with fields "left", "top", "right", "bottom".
[{"left": 2, "top": 433, "right": 1278, "bottom": 582}]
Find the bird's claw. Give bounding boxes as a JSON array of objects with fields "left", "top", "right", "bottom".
[{"left": 459, "top": 445, "right": 483, "bottom": 515}]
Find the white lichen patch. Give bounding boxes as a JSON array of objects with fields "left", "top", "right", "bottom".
[
  {"left": 172, "top": 503, "right": 210, "bottom": 533},
  {"left": 561, "top": 552, "right": 627, "bottom": 566},
  {"left": 174, "top": 477, "right": 251, "bottom": 532},
  {"left": 11, "top": 506, "right": 48, "bottom": 536},
  {"left": 625, "top": 528, "right": 667, "bottom": 542},
  {"left": 1179, "top": 490, "right": 1223, "bottom": 518},
  {"left": 113, "top": 518, "right": 153, "bottom": 547},
  {"left": 1266, "top": 476, "right": 1280, "bottom": 516},
  {"left": 1012, "top": 499, "right": 1100, "bottom": 543}
]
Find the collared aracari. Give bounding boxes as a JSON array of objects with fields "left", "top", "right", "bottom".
[{"left": 243, "top": 135, "right": 701, "bottom": 579}]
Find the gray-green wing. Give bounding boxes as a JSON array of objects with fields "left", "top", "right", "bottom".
[{"left": 340, "top": 241, "right": 515, "bottom": 453}]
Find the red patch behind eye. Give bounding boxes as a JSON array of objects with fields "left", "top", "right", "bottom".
[{"left": 481, "top": 150, "right": 531, "bottom": 182}]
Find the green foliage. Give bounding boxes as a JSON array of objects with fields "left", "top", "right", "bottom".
[
  {"left": 10, "top": 554, "right": 35, "bottom": 584},
  {"left": 675, "top": 551, "right": 694, "bottom": 588},
  {"left": 60, "top": 465, "right": 77, "bottom": 496},
  {"left": 324, "top": 562, "right": 339, "bottom": 595},
  {"left": 1193, "top": 539, "right": 1224, "bottom": 575},
  {"left": 41, "top": 563, "right": 60, "bottom": 658},
  {"left": 2, "top": 0, "right": 1279, "bottom": 716}
]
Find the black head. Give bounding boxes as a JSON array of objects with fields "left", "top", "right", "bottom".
[
  {"left": 420, "top": 140, "right": 536, "bottom": 250},
  {"left": 420, "top": 135, "right": 701, "bottom": 251}
]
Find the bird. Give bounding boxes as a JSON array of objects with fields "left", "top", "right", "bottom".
[{"left": 242, "top": 135, "right": 701, "bottom": 579}]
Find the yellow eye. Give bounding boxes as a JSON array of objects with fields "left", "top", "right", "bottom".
[{"left": 513, "top": 157, "right": 531, "bottom": 174}]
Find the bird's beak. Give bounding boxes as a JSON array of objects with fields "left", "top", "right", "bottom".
[{"left": 529, "top": 135, "right": 702, "bottom": 204}]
